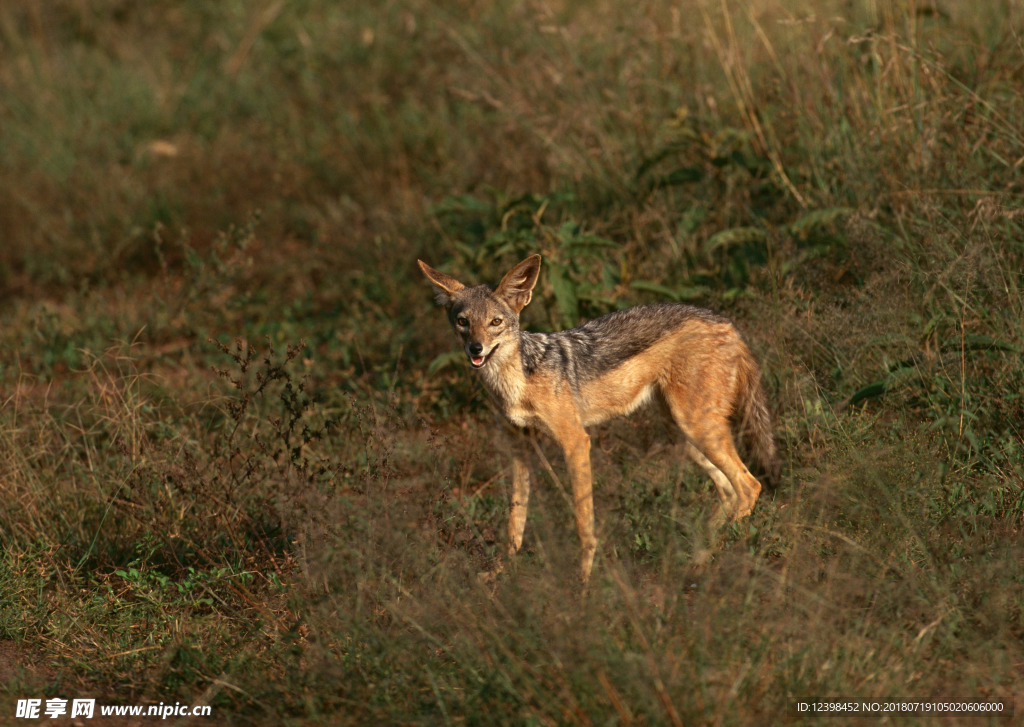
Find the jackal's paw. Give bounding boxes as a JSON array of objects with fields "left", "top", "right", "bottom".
[
  {"left": 733, "top": 499, "right": 757, "bottom": 519},
  {"left": 708, "top": 503, "right": 729, "bottom": 530},
  {"left": 692, "top": 547, "right": 714, "bottom": 569},
  {"left": 476, "top": 563, "right": 505, "bottom": 587}
]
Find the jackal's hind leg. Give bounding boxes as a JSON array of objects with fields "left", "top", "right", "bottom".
[
  {"left": 692, "top": 428, "right": 762, "bottom": 521},
  {"left": 664, "top": 390, "right": 762, "bottom": 523},
  {"left": 682, "top": 441, "right": 737, "bottom": 528}
]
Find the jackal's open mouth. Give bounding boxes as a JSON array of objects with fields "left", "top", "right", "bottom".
[{"left": 468, "top": 344, "right": 498, "bottom": 368}]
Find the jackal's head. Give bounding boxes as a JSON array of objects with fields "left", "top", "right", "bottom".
[{"left": 418, "top": 255, "right": 541, "bottom": 370}]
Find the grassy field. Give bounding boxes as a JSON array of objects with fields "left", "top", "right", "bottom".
[{"left": 2, "top": 0, "right": 1023, "bottom": 723}]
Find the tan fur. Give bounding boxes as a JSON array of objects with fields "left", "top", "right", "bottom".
[{"left": 419, "top": 254, "right": 777, "bottom": 582}]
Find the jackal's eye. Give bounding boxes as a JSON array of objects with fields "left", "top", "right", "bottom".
[
  {"left": 490, "top": 317, "right": 502, "bottom": 327},
  {"left": 456, "top": 317, "right": 469, "bottom": 327}
]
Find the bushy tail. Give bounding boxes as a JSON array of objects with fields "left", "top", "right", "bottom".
[{"left": 736, "top": 356, "right": 780, "bottom": 486}]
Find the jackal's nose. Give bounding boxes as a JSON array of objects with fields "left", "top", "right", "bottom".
[{"left": 468, "top": 342, "right": 483, "bottom": 356}]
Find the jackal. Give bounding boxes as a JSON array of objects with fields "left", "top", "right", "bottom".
[{"left": 419, "top": 254, "right": 778, "bottom": 582}]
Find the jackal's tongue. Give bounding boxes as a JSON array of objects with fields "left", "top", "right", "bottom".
[{"left": 471, "top": 355, "right": 484, "bottom": 365}]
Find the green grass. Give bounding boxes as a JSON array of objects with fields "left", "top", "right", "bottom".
[{"left": 2, "top": 0, "right": 1022, "bottom": 723}]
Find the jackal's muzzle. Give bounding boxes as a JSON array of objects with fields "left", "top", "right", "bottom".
[{"left": 466, "top": 342, "right": 498, "bottom": 368}]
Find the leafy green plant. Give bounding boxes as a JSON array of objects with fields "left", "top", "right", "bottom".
[{"left": 432, "top": 189, "right": 625, "bottom": 327}]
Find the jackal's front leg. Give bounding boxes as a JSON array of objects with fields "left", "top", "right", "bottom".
[
  {"left": 495, "top": 420, "right": 533, "bottom": 562},
  {"left": 561, "top": 428, "right": 596, "bottom": 583},
  {"left": 508, "top": 449, "right": 531, "bottom": 556}
]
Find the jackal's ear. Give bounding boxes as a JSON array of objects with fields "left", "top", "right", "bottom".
[
  {"left": 495, "top": 254, "right": 541, "bottom": 312},
  {"left": 418, "top": 260, "right": 466, "bottom": 307}
]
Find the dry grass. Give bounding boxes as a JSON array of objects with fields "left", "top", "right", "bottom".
[{"left": 1, "top": 0, "right": 1022, "bottom": 723}]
